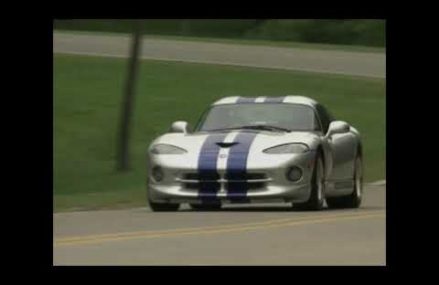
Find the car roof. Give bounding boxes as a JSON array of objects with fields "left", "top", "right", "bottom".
[{"left": 212, "top": 96, "right": 319, "bottom": 107}]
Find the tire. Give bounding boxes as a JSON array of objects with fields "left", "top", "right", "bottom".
[
  {"left": 148, "top": 198, "right": 180, "bottom": 212},
  {"left": 190, "top": 203, "right": 222, "bottom": 211},
  {"left": 326, "top": 155, "right": 363, "bottom": 209},
  {"left": 293, "top": 154, "right": 325, "bottom": 211}
]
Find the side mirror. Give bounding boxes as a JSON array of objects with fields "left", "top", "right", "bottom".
[
  {"left": 326, "top": 121, "right": 350, "bottom": 137},
  {"left": 170, "top": 121, "right": 190, "bottom": 134}
]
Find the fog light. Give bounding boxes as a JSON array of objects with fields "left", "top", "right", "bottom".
[
  {"left": 152, "top": 166, "right": 164, "bottom": 182},
  {"left": 287, "top": 167, "right": 302, "bottom": 182}
]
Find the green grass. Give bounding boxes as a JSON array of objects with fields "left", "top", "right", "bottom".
[
  {"left": 54, "top": 54, "right": 386, "bottom": 212},
  {"left": 54, "top": 30, "right": 385, "bottom": 54}
]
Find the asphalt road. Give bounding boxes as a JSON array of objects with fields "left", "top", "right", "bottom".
[
  {"left": 53, "top": 32, "right": 386, "bottom": 78},
  {"left": 53, "top": 184, "right": 386, "bottom": 265}
]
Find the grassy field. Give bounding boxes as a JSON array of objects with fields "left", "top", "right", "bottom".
[
  {"left": 55, "top": 30, "right": 385, "bottom": 54},
  {"left": 54, "top": 54, "right": 386, "bottom": 212}
]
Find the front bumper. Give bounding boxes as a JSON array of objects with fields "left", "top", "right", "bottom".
[{"left": 147, "top": 151, "right": 316, "bottom": 204}]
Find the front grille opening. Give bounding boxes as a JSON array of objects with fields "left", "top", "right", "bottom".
[
  {"left": 182, "top": 173, "right": 220, "bottom": 181},
  {"left": 183, "top": 181, "right": 266, "bottom": 191},
  {"left": 183, "top": 181, "right": 221, "bottom": 190},
  {"left": 248, "top": 182, "right": 266, "bottom": 189},
  {"left": 225, "top": 173, "right": 267, "bottom": 181},
  {"left": 226, "top": 181, "right": 266, "bottom": 190},
  {"left": 245, "top": 173, "right": 267, "bottom": 180},
  {"left": 184, "top": 182, "right": 200, "bottom": 189},
  {"left": 183, "top": 172, "right": 267, "bottom": 181},
  {"left": 183, "top": 173, "right": 199, "bottom": 180}
]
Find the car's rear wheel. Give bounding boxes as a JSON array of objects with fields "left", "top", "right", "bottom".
[
  {"left": 326, "top": 156, "right": 363, "bottom": 209},
  {"left": 190, "top": 203, "right": 222, "bottom": 211},
  {"left": 148, "top": 198, "right": 180, "bottom": 212},
  {"left": 293, "top": 154, "right": 325, "bottom": 211}
]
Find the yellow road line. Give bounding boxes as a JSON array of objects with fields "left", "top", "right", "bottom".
[
  {"left": 56, "top": 217, "right": 295, "bottom": 242},
  {"left": 54, "top": 210, "right": 385, "bottom": 247}
]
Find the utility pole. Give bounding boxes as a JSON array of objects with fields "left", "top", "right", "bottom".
[{"left": 116, "top": 20, "right": 143, "bottom": 171}]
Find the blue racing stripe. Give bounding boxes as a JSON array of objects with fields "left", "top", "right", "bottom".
[
  {"left": 225, "top": 132, "right": 258, "bottom": 203},
  {"left": 264, "top": 96, "right": 285, "bottom": 103},
  {"left": 236, "top": 97, "right": 257, "bottom": 103},
  {"left": 197, "top": 133, "right": 227, "bottom": 203}
]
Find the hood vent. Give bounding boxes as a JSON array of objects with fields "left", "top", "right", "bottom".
[{"left": 216, "top": 142, "right": 238, "bottom": 148}]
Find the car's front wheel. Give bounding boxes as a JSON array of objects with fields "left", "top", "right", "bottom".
[
  {"left": 293, "top": 154, "right": 325, "bottom": 211},
  {"left": 326, "top": 155, "right": 363, "bottom": 209},
  {"left": 148, "top": 198, "right": 180, "bottom": 212}
]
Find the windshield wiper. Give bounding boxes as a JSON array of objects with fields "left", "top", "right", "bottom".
[
  {"left": 207, "top": 125, "right": 291, "bottom": 133},
  {"left": 204, "top": 127, "right": 244, "bottom": 132},
  {"left": 240, "top": 125, "right": 291, "bottom": 132}
]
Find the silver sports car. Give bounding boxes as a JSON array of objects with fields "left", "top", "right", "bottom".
[{"left": 147, "top": 96, "right": 363, "bottom": 211}]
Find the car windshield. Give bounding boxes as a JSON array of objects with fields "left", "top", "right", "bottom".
[{"left": 196, "top": 103, "right": 320, "bottom": 132}]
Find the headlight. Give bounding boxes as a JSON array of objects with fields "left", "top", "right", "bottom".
[
  {"left": 150, "top": 144, "right": 187, "bottom": 155},
  {"left": 263, "top": 143, "right": 309, "bottom": 154}
]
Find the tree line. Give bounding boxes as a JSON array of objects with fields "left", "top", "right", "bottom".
[{"left": 55, "top": 19, "right": 385, "bottom": 47}]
